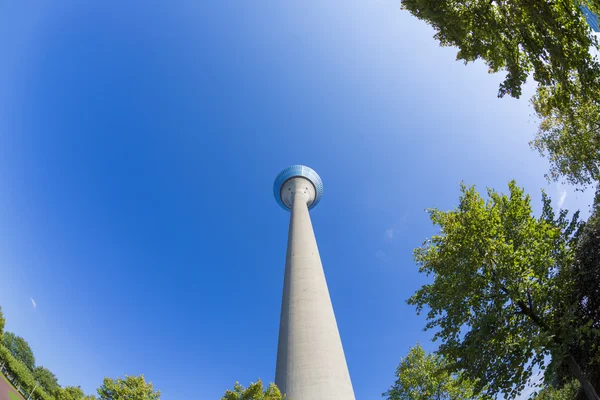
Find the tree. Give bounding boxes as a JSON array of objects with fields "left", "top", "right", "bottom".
[
  {"left": 383, "top": 344, "right": 487, "bottom": 400},
  {"left": 568, "top": 195, "right": 600, "bottom": 393},
  {"left": 2, "top": 332, "right": 35, "bottom": 371},
  {"left": 544, "top": 193, "right": 600, "bottom": 399},
  {"left": 531, "top": 83, "right": 600, "bottom": 187},
  {"left": 221, "top": 380, "right": 287, "bottom": 400},
  {"left": 0, "top": 306, "right": 5, "bottom": 338},
  {"left": 57, "top": 386, "right": 85, "bottom": 400},
  {"left": 408, "top": 181, "right": 599, "bottom": 399},
  {"left": 400, "top": 0, "right": 600, "bottom": 100},
  {"left": 34, "top": 366, "right": 60, "bottom": 395},
  {"left": 97, "top": 375, "right": 160, "bottom": 400},
  {"left": 401, "top": 0, "right": 600, "bottom": 187},
  {"left": 57, "top": 386, "right": 96, "bottom": 400},
  {"left": 0, "top": 344, "right": 36, "bottom": 394},
  {"left": 534, "top": 381, "right": 580, "bottom": 400}
]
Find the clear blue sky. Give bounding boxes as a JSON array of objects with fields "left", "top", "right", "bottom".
[{"left": 0, "top": 2, "right": 595, "bottom": 400}]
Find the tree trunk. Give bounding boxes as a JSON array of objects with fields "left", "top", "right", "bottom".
[{"left": 565, "top": 354, "right": 600, "bottom": 400}]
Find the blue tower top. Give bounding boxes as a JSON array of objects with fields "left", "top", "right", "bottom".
[
  {"left": 274, "top": 165, "right": 323, "bottom": 211},
  {"left": 581, "top": 5, "right": 600, "bottom": 32}
]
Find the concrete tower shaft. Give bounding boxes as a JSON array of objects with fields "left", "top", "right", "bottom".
[{"left": 274, "top": 166, "right": 355, "bottom": 400}]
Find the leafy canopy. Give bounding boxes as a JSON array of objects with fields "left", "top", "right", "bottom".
[
  {"left": 0, "top": 306, "right": 5, "bottom": 338},
  {"left": 3, "top": 331, "right": 36, "bottom": 371},
  {"left": 34, "top": 366, "right": 60, "bottom": 395},
  {"left": 97, "top": 375, "right": 160, "bottom": 400},
  {"left": 57, "top": 386, "right": 96, "bottom": 400},
  {"left": 0, "top": 306, "right": 110, "bottom": 400},
  {"left": 0, "top": 344, "right": 53, "bottom": 400},
  {"left": 57, "top": 386, "right": 86, "bottom": 400},
  {"left": 383, "top": 344, "right": 488, "bottom": 400},
  {"left": 408, "top": 181, "right": 592, "bottom": 398},
  {"left": 400, "top": 0, "right": 600, "bottom": 100},
  {"left": 401, "top": 0, "right": 600, "bottom": 187},
  {"left": 221, "top": 380, "right": 287, "bottom": 400},
  {"left": 531, "top": 83, "right": 600, "bottom": 187},
  {"left": 569, "top": 196, "right": 600, "bottom": 387},
  {"left": 534, "top": 381, "right": 580, "bottom": 400},
  {"left": 544, "top": 194, "right": 600, "bottom": 398}
]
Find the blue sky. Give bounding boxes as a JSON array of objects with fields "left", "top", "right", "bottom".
[{"left": 0, "top": 2, "right": 595, "bottom": 400}]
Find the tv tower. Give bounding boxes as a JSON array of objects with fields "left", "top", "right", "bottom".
[{"left": 273, "top": 165, "right": 355, "bottom": 400}]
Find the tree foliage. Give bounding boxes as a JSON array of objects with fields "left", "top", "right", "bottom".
[
  {"left": 534, "top": 381, "right": 580, "bottom": 400},
  {"left": 34, "top": 366, "right": 60, "bottom": 396},
  {"left": 0, "top": 344, "right": 36, "bottom": 389},
  {"left": 3, "top": 332, "right": 35, "bottom": 371},
  {"left": 56, "top": 387, "right": 85, "bottom": 400},
  {"left": 531, "top": 83, "right": 600, "bottom": 187},
  {"left": 400, "top": 0, "right": 600, "bottom": 100},
  {"left": 0, "top": 308, "right": 139, "bottom": 400},
  {"left": 408, "top": 181, "right": 599, "bottom": 399},
  {"left": 568, "top": 196, "right": 600, "bottom": 390},
  {"left": 0, "top": 344, "right": 53, "bottom": 400},
  {"left": 97, "top": 375, "right": 160, "bottom": 400},
  {"left": 56, "top": 386, "right": 96, "bottom": 400},
  {"left": 383, "top": 344, "right": 487, "bottom": 400},
  {"left": 401, "top": 0, "right": 600, "bottom": 187},
  {"left": 544, "top": 194, "right": 600, "bottom": 398},
  {"left": 221, "top": 380, "right": 287, "bottom": 400},
  {"left": 0, "top": 306, "right": 5, "bottom": 338}
]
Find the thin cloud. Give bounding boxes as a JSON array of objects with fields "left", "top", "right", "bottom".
[
  {"left": 384, "top": 228, "right": 395, "bottom": 242},
  {"left": 375, "top": 250, "right": 386, "bottom": 262},
  {"left": 384, "top": 215, "right": 409, "bottom": 244},
  {"left": 558, "top": 189, "right": 567, "bottom": 208},
  {"left": 31, "top": 298, "right": 37, "bottom": 309}
]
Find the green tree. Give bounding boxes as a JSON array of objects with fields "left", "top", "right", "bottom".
[
  {"left": 0, "top": 306, "right": 5, "bottom": 338},
  {"left": 34, "top": 366, "right": 60, "bottom": 395},
  {"left": 534, "top": 381, "right": 580, "bottom": 400},
  {"left": 221, "top": 380, "right": 287, "bottom": 400},
  {"left": 383, "top": 344, "right": 487, "bottom": 400},
  {"left": 543, "top": 193, "right": 600, "bottom": 399},
  {"left": 531, "top": 84, "right": 600, "bottom": 187},
  {"left": 408, "top": 181, "right": 599, "bottom": 399},
  {"left": 0, "top": 344, "right": 50, "bottom": 400},
  {"left": 57, "top": 386, "right": 85, "bottom": 400},
  {"left": 400, "top": 0, "right": 600, "bottom": 100},
  {"left": 97, "top": 375, "right": 160, "bottom": 400},
  {"left": 2, "top": 332, "right": 35, "bottom": 371},
  {"left": 57, "top": 386, "right": 96, "bottom": 400},
  {"left": 401, "top": 0, "right": 600, "bottom": 187},
  {"left": 568, "top": 195, "right": 600, "bottom": 393}
]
